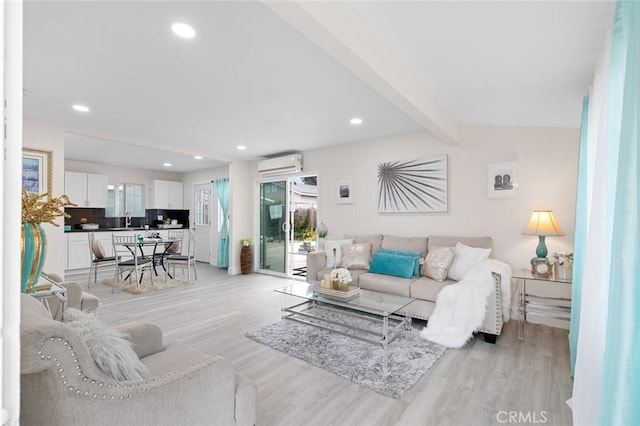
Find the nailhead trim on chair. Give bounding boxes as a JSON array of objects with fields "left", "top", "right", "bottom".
[
  {"left": 38, "top": 336, "right": 219, "bottom": 399},
  {"left": 478, "top": 272, "right": 503, "bottom": 335}
]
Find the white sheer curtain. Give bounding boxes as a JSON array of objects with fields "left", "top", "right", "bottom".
[{"left": 571, "top": 29, "right": 612, "bottom": 425}]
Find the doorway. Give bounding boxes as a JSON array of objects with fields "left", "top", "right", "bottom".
[
  {"left": 193, "top": 183, "right": 211, "bottom": 263},
  {"left": 258, "top": 175, "right": 318, "bottom": 278}
]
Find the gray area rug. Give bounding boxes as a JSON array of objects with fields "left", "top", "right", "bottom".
[{"left": 246, "top": 306, "right": 446, "bottom": 398}]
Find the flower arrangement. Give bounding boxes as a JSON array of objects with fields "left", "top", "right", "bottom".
[
  {"left": 240, "top": 238, "right": 253, "bottom": 247},
  {"left": 330, "top": 267, "right": 352, "bottom": 284},
  {"left": 550, "top": 252, "right": 573, "bottom": 266},
  {"left": 21, "top": 189, "right": 75, "bottom": 226}
]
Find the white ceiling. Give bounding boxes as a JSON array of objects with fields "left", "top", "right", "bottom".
[{"left": 23, "top": 1, "right": 614, "bottom": 172}]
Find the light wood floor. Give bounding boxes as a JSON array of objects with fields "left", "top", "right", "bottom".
[{"left": 67, "top": 264, "right": 574, "bottom": 426}]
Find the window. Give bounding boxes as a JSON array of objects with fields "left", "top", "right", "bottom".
[
  {"left": 106, "top": 183, "right": 144, "bottom": 217},
  {"left": 194, "top": 188, "right": 210, "bottom": 226}
]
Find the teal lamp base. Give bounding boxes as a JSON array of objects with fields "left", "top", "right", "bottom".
[{"left": 530, "top": 235, "right": 548, "bottom": 264}]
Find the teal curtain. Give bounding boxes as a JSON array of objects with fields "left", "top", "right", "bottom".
[
  {"left": 215, "top": 178, "right": 230, "bottom": 268},
  {"left": 600, "top": 1, "right": 640, "bottom": 424},
  {"left": 569, "top": 95, "right": 589, "bottom": 376}
]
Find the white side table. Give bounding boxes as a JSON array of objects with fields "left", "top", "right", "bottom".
[
  {"left": 513, "top": 269, "right": 572, "bottom": 339},
  {"left": 30, "top": 273, "right": 67, "bottom": 320}
]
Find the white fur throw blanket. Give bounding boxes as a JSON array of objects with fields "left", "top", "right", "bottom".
[{"left": 420, "top": 259, "right": 512, "bottom": 348}]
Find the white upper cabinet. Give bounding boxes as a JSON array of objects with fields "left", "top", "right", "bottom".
[
  {"left": 150, "top": 179, "right": 183, "bottom": 209},
  {"left": 65, "top": 171, "right": 108, "bottom": 207}
]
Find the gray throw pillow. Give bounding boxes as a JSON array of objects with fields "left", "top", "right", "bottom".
[
  {"left": 91, "top": 240, "right": 105, "bottom": 259},
  {"left": 64, "top": 308, "right": 148, "bottom": 381}
]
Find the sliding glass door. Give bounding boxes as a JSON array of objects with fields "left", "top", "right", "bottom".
[
  {"left": 258, "top": 175, "right": 319, "bottom": 278},
  {"left": 259, "top": 180, "right": 287, "bottom": 274}
]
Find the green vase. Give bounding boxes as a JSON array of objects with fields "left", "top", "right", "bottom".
[{"left": 21, "top": 222, "right": 47, "bottom": 293}]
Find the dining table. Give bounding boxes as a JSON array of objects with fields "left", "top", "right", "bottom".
[{"left": 122, "top": 237, "right": 175, "bottom": 281}]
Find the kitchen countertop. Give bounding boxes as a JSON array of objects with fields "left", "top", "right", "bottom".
[{"left": 65, "top": 226, "right": 186, "bottom": 233}]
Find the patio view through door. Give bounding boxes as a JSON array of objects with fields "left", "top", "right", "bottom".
[{"left": 258, "top": 175, "right": 318, "bottom": 278}]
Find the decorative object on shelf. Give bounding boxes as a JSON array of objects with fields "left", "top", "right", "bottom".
[
  {"left": 329, "top": 267, "right": 352, "bottom": 291},
  {"left": 377, "top": 155, "right": 448, "bottom": 213},
  {"left": 487, "top": 161, "right": 518, "bottom": 198},
  {"left": 21, "top": 189, "right": 76, "bottom": 293},
  {"left": 522, "top": 210, "right": 565, "bottom": 264},
  {"left": 550, "top": 252, "right": 574, "bottom": 280},
  {"left": 336, "top": 178, "right": 353, "bottom": 204},
  {"left": 532, "top": 258, "right": 553, "bottom": 279},
  {"left": 240, "top": 238, "right": 253, "bottom": 274}
]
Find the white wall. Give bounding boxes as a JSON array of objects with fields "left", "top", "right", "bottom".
[
  {"left": 302, "top": 126, "right": 579, "bottom": 270},
  {"left": 65, "top": 160, "right": 183, "bottom": 209},
  {"left": 229, "top": 161, "right": 253, "bottom": 275},
  {"left": 23, "top": 118, "right": 67, "bottom": 277}
]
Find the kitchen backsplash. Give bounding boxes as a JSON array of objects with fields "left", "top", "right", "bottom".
[{"left": 65, "top": 207, "right": 190, "bottom": 230}]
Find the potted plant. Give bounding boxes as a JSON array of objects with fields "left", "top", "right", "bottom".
[
  {"left": 330, "top": 267, "right": 352, "bottom": 291},
  {"left": 550, "top": 252, "right": 573, "bottom": 280},
  {"left": 240, "top": 238, "right": 253, "bottom": 274},
  {"left": 21, "top": 189, "right": 75, "bottom": 292}
]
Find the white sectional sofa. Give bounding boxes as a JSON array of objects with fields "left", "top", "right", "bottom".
[{"left": 306, "top": 234, "right": 505, "bottom": 343}]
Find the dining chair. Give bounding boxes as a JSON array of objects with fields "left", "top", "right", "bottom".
[
  {"left": 165, "top": 231, "right": 198, "bottom": 283},
  {"left": 87, "top": 232, "right": 118, "bottom": 288},
  {"left": 154, "top": 229, "right": 185, "bottom": 271},
  {"left": 112, "top": 235, "right": 154, "bottom": 293}
]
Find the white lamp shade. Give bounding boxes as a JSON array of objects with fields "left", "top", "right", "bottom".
[{"left": 523, "top": 210, "right": 565, "bottom": 236}]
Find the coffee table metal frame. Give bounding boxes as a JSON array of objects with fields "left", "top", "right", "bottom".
[{"left": 275, "top": 282, "right": 415, "bottom": 373}]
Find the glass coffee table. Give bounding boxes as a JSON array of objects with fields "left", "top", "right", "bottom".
[{"left": 275, "top": 282, "right": 415, "bottom": 372}]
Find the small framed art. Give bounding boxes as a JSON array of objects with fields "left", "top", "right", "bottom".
[
  {"left": 22, "top": 148, "right": 53, "bottom": 198},
  {"left": 487, "top": 161, "right": 518, "bottom": 198},
  {"left": 336, "top": 178, "right": 353, "bottom": 204}
]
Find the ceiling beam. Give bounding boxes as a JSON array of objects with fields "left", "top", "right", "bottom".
[{"left": 263, "top": 1, "right": 460, "bottom": 144}]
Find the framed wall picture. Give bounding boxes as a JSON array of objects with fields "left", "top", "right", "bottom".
[
  {"left": 487, "top": 161, "right": 518, "bottom": 198},
  {"left": 377, "top": 155, "right": 448, "bottom": 213},
  {"left": 22, "top": 148, "right": 53, "bottom": 198},
  {"left": 336, "top": 178, "right": 353, "bottom": 204}
]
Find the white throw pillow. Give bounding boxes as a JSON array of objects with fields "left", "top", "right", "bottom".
[
  {"left": 323, "top": 239, "right": 353, "bottom": 268},
  {"left": 447, "top": 242, "right": 492, "bottom": 281},
  {"left": 64, "top": 308, "right": 148, "bottom": 382},
  {"left": 341, "top": 243, "right": 372, "bottom": 270}
]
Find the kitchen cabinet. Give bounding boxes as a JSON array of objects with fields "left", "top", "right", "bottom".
[
  {"left": 66, "top": 233, "right": 91, "bottom": 270},
  {"left": 150, "top": 179, "right": 183, "bottom": 209},
  {"left": 65, "top": 171, "right": 108, "bottom": 207}
]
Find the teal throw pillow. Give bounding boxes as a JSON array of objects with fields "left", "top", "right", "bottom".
[
  {"left": 378, "top": 248, "right": 422, "bottom": 276},
  {"left": 368, "top": 252, "right": 416, "bottom": 279}
]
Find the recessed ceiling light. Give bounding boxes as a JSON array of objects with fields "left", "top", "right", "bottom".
[
  {"left": 194, "top": 155, "right": 203, "bottom": 160},
  {"left": 350, "top": 117, "right": 363, "bottom": 125},
  {"left": 72, "top": 104, "right": 90, "bottom": 113},
  {"left": 171, "top": 22, "right": 196, "bottom": 39},
  {"left": 237, "top": 145, "right": 247, "bottom": 151},
  {"left": 163, "top": 162, "right": 172, "bottom": 167}
]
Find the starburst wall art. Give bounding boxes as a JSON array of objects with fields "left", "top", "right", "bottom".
[{"left": 377, "top": 155, "right": 448, "bottom": 213}]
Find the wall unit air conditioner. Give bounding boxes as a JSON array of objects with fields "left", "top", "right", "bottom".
[{"left": 257, "top": 154, "right": 303, "bottom": 175}]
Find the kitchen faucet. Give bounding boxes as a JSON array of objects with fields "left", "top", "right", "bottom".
[{"left": 125, "top": 211, "right": 131, "bottom": 228}]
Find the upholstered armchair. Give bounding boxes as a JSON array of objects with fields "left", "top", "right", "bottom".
[
  {"left": 20, "top": 294, "right": 257, "bottom": 426},
  {"left": 44, "top": 273, "right": 99, "bottom": 319}
]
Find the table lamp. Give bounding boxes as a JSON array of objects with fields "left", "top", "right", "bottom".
[{"left": 523, "top": 210, "right": 564, "bottom": 263}]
